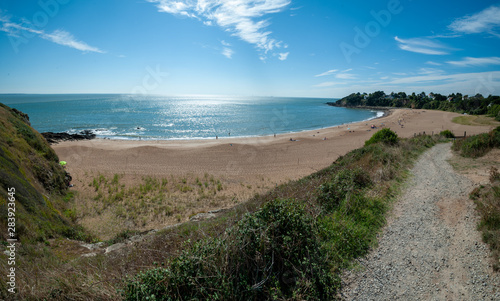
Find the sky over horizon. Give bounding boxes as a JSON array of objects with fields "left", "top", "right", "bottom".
[{"left": 1, "top": 0, "right": 500, "bottom": 98}]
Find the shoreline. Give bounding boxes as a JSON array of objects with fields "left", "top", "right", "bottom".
[{"left": 57, "top": 108, "right": 389, "bottom": 143}]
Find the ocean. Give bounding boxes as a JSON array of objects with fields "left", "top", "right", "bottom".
[{"left": 1, "top": 94, "right": 383, "bottom": 140}]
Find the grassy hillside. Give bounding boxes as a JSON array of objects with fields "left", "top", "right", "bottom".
[{"left": 0, "top": 103, "right": 89, "bottom": 243}]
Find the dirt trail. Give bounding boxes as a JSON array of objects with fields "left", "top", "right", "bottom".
[{"left": 341, "top": 143, "right": 499, "bottom": 300}]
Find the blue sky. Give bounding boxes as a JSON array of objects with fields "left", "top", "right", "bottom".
[{"left": 1, "top": 0, "right": 500, "bottom": 98}]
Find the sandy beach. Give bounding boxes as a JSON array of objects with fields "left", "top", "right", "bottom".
[
  {"left": 52, "top": 109, "right": 496, "bottom": 236},
  {"left": 54, "top": 109, "right": 494, "bottom": 184}
]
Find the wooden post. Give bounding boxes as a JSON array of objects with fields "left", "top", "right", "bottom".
[{"left": 464, "top": 131, "right": 466, "bottom": 138}]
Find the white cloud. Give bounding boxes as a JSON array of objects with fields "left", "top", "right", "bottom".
[
  {"left": 425, "top": 61, "right": 442, "bottom": 66},
  {"left": 278, "top": 52, "right": 289, "bottom": 60},
  {"left": 394, "top": 36, "right": 449, "bottom": 55},
  {"left": 221, "top": 40, "right": 231, "bottom": 47},
  {"left": 336, "top": 73, "right": 357, "bottom": 80},
  {"left": 313, "top": 81, "right": 344, "bottom": 87},
  {"left": 0, "top": 16, "right": 104, "bottom": 53},
  {"left": 314, "top": 69, "right": 338, "bottom": 77},
  {"left": 147, "top": 0, "right": 290, "bottom": 59},
  {"left": 449, "top": 5, "right": 500, "bottom": 37},
  {"left": 447, "top": 56, "right": 500, "bottom": 67},
  {"left": 222, "top": 47, "right": 234, "bottom": 58},
  {"left": 418, "top": 68, "right": 444, "bottom": 75}
]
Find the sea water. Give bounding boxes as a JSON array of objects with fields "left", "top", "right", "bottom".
[{"left": 1, "top": 94, "right": 382, "bottom": 140}]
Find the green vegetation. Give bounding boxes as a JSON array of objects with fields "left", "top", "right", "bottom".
[
  {"left": 364, "top": 128, "right": 398, "bottom": 146},
  {"left": 452, "top": 115, "right": 500, "bottom": 126},
  {"left": 123, "top": 132, "right": 443, "bottom": 300},
  {"left": 452, "top": 126, "right": 500, "bottom": 158},
  {"left": 0, "top": 103, "right": 89, "bottom": 243},
  {"left": 333, "top": 91, "right": 500, "bottom": 118},
  {"left": 440, "top": 130, "right": 455, "bottom": 138}
]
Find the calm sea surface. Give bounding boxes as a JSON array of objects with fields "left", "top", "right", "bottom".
[{"left": 1, "top": 94, "right": 382, "bottom": 140}]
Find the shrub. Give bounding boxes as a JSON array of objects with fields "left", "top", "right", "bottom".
[
  {"left": 365, "top": 128, "right": 398, "bottom": 146},
  {"left": 453, "top": 133, "right": 491, "bottom": 158},
  {"left": 123, "top": 199, "right": 338, "bottom": 300},
  {"left": 440, "top": 130, "right": 455, "bottom": 138},
  {"left": 317, "top": 168, "right": 371, "bottom": 212}
]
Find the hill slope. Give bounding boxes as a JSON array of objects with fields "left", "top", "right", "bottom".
[{"left": 0, "top": 103, "right": 82, "bottom": 242}]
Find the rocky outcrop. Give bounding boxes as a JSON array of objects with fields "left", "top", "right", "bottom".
[{"left": 42, "top": 130, "right": 96, "bottom": 144}]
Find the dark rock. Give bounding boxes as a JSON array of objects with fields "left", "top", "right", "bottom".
[
  {"left": 42, "top": 130, "right": 96, "bottom": 144},
  {"left": 12, "top": 108, "right": 31, "bottom": 125}
]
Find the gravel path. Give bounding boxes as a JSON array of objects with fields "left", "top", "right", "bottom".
[{"left": 341, "top": 143, "right": 500, "bottom": 300}]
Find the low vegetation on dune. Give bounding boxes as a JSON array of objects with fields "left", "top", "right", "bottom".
[{"left": 73, "top": 172, "right": 234, "bottom": 239}]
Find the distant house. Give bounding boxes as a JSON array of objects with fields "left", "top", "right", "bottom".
[
  {"left": 429, "top": 93, "right": 436, "bottom": 100},
  {"left": 447, "top": 97, "right": 453, "bottom": 102}
]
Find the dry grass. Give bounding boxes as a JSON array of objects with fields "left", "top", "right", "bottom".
[
  {"left": 70, "top": 172, "right": 272, "bottom": 240},
  {"left": 452, "top": 115, "right": 500, "bottom": 126}
]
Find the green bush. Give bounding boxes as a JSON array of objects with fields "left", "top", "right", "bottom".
[
  {"left": 123, "top": 199, "right": 337, "bottom": 300},
  {"left": 439, "top": 130, "right": 455, "bottom": 138},
  {"left": 453, "top": 133, "right": 493, "bottom": 158},
  {"left": 365, "top": 128, "right": 398, "bottom": 146},
  {"left": 317, "top": 168, "right": 371, "bottom": 212}
]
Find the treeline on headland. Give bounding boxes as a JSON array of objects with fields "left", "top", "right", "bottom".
[{"left": 329, "top": 91, "right": 500, "bottom": 121}]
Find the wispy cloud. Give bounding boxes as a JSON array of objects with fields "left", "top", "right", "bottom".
[
  {"left": 278, "top": 52, "right": 289, "bottom": 60},
  {"left": 0, "top": 15, "right": 104, "bottom": 53},
  {"left": 222, "top": 47, "right": 234, "bottom": 58},
  {"left": 447, "top": 56, "right": 500, "bottom": 67},
  {"left": 313, "top": 81, "right": 344, "bottom": 88},
  {"left": 314, "top": 69, "right": 338, "bottom": 77},
  {"left": 425, "top": 61, "right": 442, "bottom": 66},
  {"left": 395, "top": 36, "right": 449, "bottom": 55},
  {"left": 418, "top": 68, "right": 444, "bottom": 75},
  {"left": 449, "top": 5, "right": 500, "bottom": 37},
  {"left": 147, "top": 0, "right": 290, "bottom": 59},
  {"left": 336, "top": 73, "right": 357, "bottom": 80}
]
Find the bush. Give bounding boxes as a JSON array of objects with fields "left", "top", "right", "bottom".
[
  {"left": 365, "top": 128, "right": 398, "bottom": 146},
  {"left": 123, "top": 199, "right": 337, "bottom": 300},
  {"left": 440, "top": 130, "right": 455, "bottom": 138},
  {"left": 318, "top": 168, "right": 371, "bottom": 212},
  {"left": 453, "top": 133, "right": 491, "bottom": 158}
]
